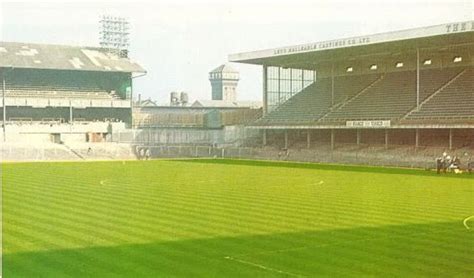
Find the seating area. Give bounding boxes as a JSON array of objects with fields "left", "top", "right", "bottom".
[
  {"left": 406, "top": 68, "right": 474, "bottom": 119},
  {"left": 220, "top": 109, "right": 262, "bottom": 125},
  {"left": 66, "top": 142, "right": 136, "bottom": 160},
  {"left": 252, "top": 143, "right": 474, "bottom": 169},
  {"left": 0, "top": 142, "right": 81, "bottom": 161},
  {"left": 256, "top": 82, "right": 330, "bottom": 124},
  {"left": 417, "top": 67, "right": 464, "bottom": 101},
  {"left": 6, "top": 89, "right": 113, "bottom": 99},
  {"left": 332, "top": 73, "right": 381, "bottom": 105},
  {"left": 133, "top": 110, "right": 207, "bottom": 128},
  {"left": 256, "top": 67, "right": 469, "bottom": 125},
  {"left": 0, "top": 142, "right": 137, "bottom": 162},
  {"left": 323, "top": 71, "right": 418, "bottom": 122},
  {"left": 4, "top": 69, "right": 119, "bottom": 100},
  {"left": 256, "top": 73, "right": 381, "bottom": 124}
]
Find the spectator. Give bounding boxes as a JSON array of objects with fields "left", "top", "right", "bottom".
[
  {"left": 467, "top": 157, "right": 473, "bottom": 174},
  {"left": 436, "top": 157, "right": 443, "bottom": 174},
  {"left": 145, "top": 149, "right": 151, "bottom": 160}
]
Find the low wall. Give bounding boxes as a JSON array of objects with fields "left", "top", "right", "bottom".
[
  {"left": 2, "top": 122, "right": 127, "bottom": 143},
  {"left": 133, "top": 144, "right": 474, "bottom": 170},
  {"left": 2, "top": 139, "right": 472, "bottom": 170}
]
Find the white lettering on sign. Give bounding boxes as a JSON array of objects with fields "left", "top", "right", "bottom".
[
  {"left": 346, "top": 120, "right": 391, "bottom": 128},
  {"left": 273, "top": 37, "right": 371, "bottom": 55},
  {"left": 271, "top": 21, "right": 474, "bottom": 57}
]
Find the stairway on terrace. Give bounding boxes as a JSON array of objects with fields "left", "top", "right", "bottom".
[{"left": 406, "top": 68, "right": 474, "bottom": 120}]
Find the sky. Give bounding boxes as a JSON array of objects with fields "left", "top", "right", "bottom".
[{"left": 0, "top": 0, "right": 473, "bottom": 103}]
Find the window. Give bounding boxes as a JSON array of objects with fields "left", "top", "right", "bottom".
[
  {"left": 265, "top": 66, "right": 315, "bottom": 112},
  {"left": 370, "top": 64, "right": 378, "bottom": 70},
  {"left": 423, "top": 59, "right": 432, "bottom": 65},
  {"left": 346, "top": 67, "right": 353, "bottom": 73},
  {"left": 453, "top": 56, "right": 462, "bottom": 63},
  {"left": 396, "top": 62, "right": 404, "bottom": 68}
]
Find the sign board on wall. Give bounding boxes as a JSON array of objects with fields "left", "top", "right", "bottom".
[
  {"left": 346, "top": 120, "right": 391, "bottom": 128},
  {"left": 229, "top": 21, "right": 474, "bottom": 62}
]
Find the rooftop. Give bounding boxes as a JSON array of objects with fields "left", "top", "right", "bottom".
[
  {"left": 209, "top": 64, "right": 238, "bottom": 73},
  {"left": 192, "top": 100, "right": 262, "bottom": 109},
  {"left": 229, "top": 21, "right": 474, "bottom": 68},
  {"left": 0, "top": 41, "right": 145, "bottom": 73}
]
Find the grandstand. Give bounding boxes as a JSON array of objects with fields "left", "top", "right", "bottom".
[
  {"left": 0, "top": 41, "right": 145, "bottom": 143},
  {"left": 230, "top": 21, "right": 474, "bottom": 150},
  {"left": 133, "top": 106, "right": 261, "bottom": 128},
  {"left": 128, "top": 105, "right": 262, "bottom": 145}
]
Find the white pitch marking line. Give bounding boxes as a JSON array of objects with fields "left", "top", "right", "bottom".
[
  {"left": 224, "top": 230, "right": 447, "bottom": 277},
  {"left": 231, "top": 229, "right": 450, "bottom": 259},
  {"left": 224, "top": 256, "right": 305, "bottom": 277},
  {"left": 244, "top": 243, "right": 332, "bottom": 257},
  {"left": 463, "top": 216, "right": 474, "bottom": 230}
]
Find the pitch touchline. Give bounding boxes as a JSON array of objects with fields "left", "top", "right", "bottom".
[
  {"left": 230, "top": 227, "right": 455, "bottom": 260},
  {"left": 226, "top": 232, "right": 429, "bottom": 275},
  {"left": 463, "top": 216, "right": 474, "bottom": 230},
  {"left": 224, "top": 228, "right": 454, "bottom": 276},
  {"left": 224, "top": 256, "right": 306, "bottom": 277},
  {"left": 241, "top": 233, "right": 419, "bottom": 257}
]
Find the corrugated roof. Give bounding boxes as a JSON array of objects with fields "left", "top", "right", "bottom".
[{"left": 0, "top": 41, "right": 145, "bottom": 73}]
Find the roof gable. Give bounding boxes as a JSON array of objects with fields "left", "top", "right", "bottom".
[{"left": 210, "top": 64, "right": 237, "bottom": 73}]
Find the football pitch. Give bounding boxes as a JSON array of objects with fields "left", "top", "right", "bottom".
[{"left": 2, "top": 159, "right": 474, "bottom": 277}]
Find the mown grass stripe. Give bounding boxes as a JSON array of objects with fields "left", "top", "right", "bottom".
[
  {"left": 3, "top": 159, "right": 473, "bottom": 277},
  {"left": 5, "top": 177, "right": 462, "bottom": 231}
]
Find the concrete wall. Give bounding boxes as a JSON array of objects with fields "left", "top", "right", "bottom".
[{"left": 2, "top": 122, "right": 127, "bottom": 143}]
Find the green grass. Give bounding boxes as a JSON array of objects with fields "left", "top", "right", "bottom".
[{"left": 2, "top": 159, "right": 474, "bottom": 277}]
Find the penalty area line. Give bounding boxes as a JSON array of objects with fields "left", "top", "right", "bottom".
[
  {"left": 463, "top": 216, "right": 474, "bottom": 230},
  {"left": 224, "top": 256, "right": 306, "bottom": 277},
  {"left": 231, "top": 228, "right": 455, "bottom": 259}
]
